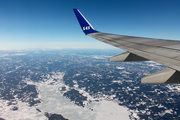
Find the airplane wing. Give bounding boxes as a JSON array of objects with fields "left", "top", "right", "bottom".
[{"left": 73, "top": 9, "right": 180, "bottom": 84}]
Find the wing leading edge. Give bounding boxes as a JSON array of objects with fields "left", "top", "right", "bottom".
[{"left": 73, "top": 9, "right": 180, "bottom": 84}]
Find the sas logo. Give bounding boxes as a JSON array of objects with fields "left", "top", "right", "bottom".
[{"left": 83, "top": 26, "right": 90, "bottom": 30}]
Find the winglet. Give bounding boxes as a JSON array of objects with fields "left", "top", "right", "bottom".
[{"left": 73, "top": 9, "right": 98, "bottom": 35}]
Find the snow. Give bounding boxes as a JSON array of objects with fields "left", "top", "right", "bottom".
[
  {"left": 87, "top": 101, "right": 130, "bottom": 120},
  {"left": 0, "top": 98, "right": 46, "bottom": 120},
  {"left": 0, "top": 71, "right": 130, "bottom": 120},
  {"left": 116, "top": 67, "right": 124, "bottom": 69}
]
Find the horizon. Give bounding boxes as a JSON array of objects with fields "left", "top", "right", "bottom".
[{"left": 0, "top": 47, "right": 120, "bottom": 51}]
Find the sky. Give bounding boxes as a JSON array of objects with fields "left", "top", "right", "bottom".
[{"left": 0, "top": 0, "right": 180, "bottom": 50}]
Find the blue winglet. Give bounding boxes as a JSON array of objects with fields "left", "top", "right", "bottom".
[{"left": 73, "top": 9, "right": 98, "bottom": 35}]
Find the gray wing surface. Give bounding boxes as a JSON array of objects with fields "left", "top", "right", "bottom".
[{"left": 73, "top": 9, "right": 180, "bottom": 84}]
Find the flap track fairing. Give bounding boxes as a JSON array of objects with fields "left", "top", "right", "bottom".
[{"left": 109, "top": 52, "right": 148, "bottom": 62}]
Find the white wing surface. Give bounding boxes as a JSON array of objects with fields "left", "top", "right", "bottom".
[{"left": 73, "top": 9, "right": 180, "bottom": 84}]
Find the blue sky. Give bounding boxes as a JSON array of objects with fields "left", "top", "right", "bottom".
[{"left": 0, "top": 0, "right": 180, "bottom": 50}]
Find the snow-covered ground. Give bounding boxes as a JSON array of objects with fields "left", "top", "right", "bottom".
[{"left": 0, "top": 71, "right": 130, "bottom": 120}]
